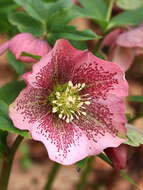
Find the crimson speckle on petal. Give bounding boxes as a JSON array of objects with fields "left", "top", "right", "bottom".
[{"left": 9, "top": 39, "right": 128, "bottom": 165}]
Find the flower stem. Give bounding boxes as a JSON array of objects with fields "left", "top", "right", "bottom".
[
  {"left": 0, "top": 135, "right": 23, "bottom": 190},
  {"left": 106, "top": 0, "right": 115, "bottom": 22},
  {"left": 76, "top": 156, "right": 95, "bottom": 190},
  {"left": 43, "top": 162, "right": 60, "bottom": 190}
]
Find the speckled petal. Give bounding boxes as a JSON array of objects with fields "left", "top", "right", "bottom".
[
  {"left": 31, "top": 117, "right": 125, "bottom": 165},
  {"left": 24, "top": 39, "right": 88, "bottom": 88},
  {"left": 9, "top": 86, "right": 51, "bottom": 130},
  {"left": 9, "top": 39, "right": 128, "bottom": 165},
  {"left": 9, "top": 85, "right": 126, "bottom": 165},
  {"left": 85, "top": 94, "right": 127, "bottom": 134},
  {"left": 72, "top": 51, "right": 128, "bottom": 99}
]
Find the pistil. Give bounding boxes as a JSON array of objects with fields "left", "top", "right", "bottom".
[{"left": 48, "top": 81, "right": 91, "bottom": 123}]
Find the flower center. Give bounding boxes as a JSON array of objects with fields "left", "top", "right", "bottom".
[{"left": 48, "top": 81, "right": 91, "bottom": 123}]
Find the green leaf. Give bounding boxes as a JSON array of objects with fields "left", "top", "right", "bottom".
[
  {"left": 21, "top": 52, "right": 41, "bottom": 61},
  {"left": 0, "top": 1, "right": 18, "bottom": 35},
  {"left": 7, "top": 51, "right": 25, "bottom": 75},
  {"left": 14, "top": 0, "right": 49, "bottom": 22},
  {"left": 14, "top": 0, "right": 73, "bottom": 22},
  {"left": 74, "top": 0, "right": 108, "bottom": 28},
  {"left": 78, "top": 0, "right": 107, "bottom": 19},
  {"left": 70, "top": 40, "right": 87, "bottom": 50},
  {"left": 45, "top": 0, "right": 73, "bottom": 19},
  {"left": 128, "top": 96, "right": 143, "bottom": 103},
  {"left": 93, "top": 52, "right": 106, "bottom": 59},
  {"left": 0, "top": 100, "right": 8, "bottom": 118},
  {"left": 0, "top": 116, "right": 30, "bottom": 138},
  {"left": 0, "top": 81, "right": 26, "bottom": 105},
  {"left": 76, "top": 158, "right": 88, "bottom": 169},
  {"left": 107, "top": 6, "right": 143, "bottom": 29},
  {"left": 125, "top": 124, "right": 143, "bottom": 147},
  {"left": 0, "top": 0, "right": 18, "bottom": 14},
  {"left": 0, "top": 13, "right": 11, "bottom": 34},
  {"left": 116, "top": 0, "right": 143, "bottom": 10},
  {"left": 8, "top": 12, "right": 44, "bottom": 36},
  {"left": 47, "top": 6, "right": 78, "bottom": 31},
  {"left": 50, "top": 25, "right": 100, "bottom": 41}
]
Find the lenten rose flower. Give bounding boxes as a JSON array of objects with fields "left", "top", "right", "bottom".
[
  {"left": 117, "top": 25, "right": 143, "bottom": 48},
  {"left": 0, "top": 33, "right": 51, "bottom": 63},
  {"left": 101, "top": 25, "right": 143, "bottom": 71},
  {"left": 9, "top": 39, "right": 128, "bottom": 165}
]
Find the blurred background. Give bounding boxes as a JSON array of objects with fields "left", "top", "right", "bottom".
[
  {"left": 1, "top": 16, "right": 143, "bottom": 188},
  {"left": 1, "top": 0, "right": 143, "bottom": 189}
]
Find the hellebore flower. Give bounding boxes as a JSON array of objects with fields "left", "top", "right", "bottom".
[
  {"left": 117, "top": 25, "right": 143, "bottom": 48},
  {"left": 105, "top": 144, "right": 128, "bottom": 170},
  {"left": 0, "top": 33, "right": 51, "bottom": 63},
  {"left": 101, "top": 25, "right": 143, "bottom": 72},
  {"left": 9, "top": 39, "right": 128, "bottom": 165}
]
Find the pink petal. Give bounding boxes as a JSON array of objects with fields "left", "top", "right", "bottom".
[
  {"left": 9, "top": 39, "right": 128, "bottom": 165},
  {"left": 31, "top": 120, "right": 125, "bottom": 165},
  {"left": 110, "top": 46, "right": 135, "bottom": 72},
  {"left": 9, "top": 33, "right": 51, "bottom": 63},
  {"left": 72, "top": 51, "right": 128, "bottom": 99},
  {"left": 85, "top": 94, "right": 127, "bottom": 134},
  {"left": 24, "top": 39, "right": 88, "bottom": 88},
  {"left": 23, "top": 55, "right": 55, "bottom": 89},
  {"left": 9, "top": 86, "right": 50, "bottom": 130},
  {"left": 0, "top": 41, "right": 9, "bottom": 55},
  {"left": 9, "top": 86, "right": 125, "bottom": 165},
  {"left": 101, "top": 29, "right": 124, "bottom": 48},
  {"left": 117, "top": 26, "right": 143, "bottom": 48}
]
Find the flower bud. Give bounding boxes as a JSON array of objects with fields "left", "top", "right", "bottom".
[
  {"left": 104, "top": 145, "right": 128, "bottom": 170},
  {"left": 0, "top": 33, "right": 51, "bottom": 63},
  {"left": 9, "top": 33, "right": 51, "bottom": 62}
]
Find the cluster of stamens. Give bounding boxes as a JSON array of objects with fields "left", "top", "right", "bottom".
[{"left": 49, "top": 81, "right": 91, "bottom": 123}]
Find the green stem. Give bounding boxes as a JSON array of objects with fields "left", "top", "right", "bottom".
[
  {"left": 43, "top": 162, "right": 60, "bottom": 190},
  {"left": 0, "top": 135, "right": 23, "bottom": 190},
  {"left": 76, "top": 157, "right": 95, "bottom": 190},
  {"left": 42, "top": 21, "right": 48, "bottom": 39},
  {"left": 106, "top": 0, "right": 115, "bottom": 22}
]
